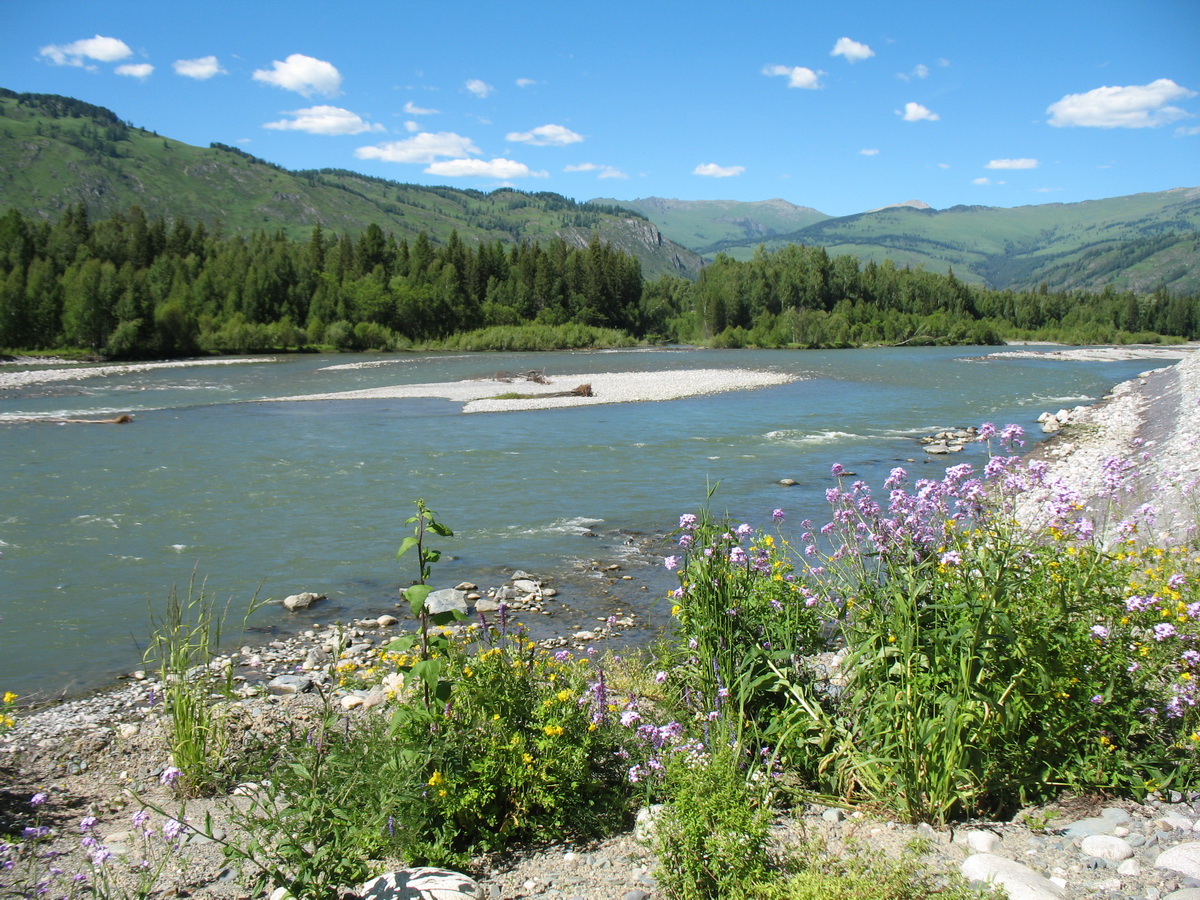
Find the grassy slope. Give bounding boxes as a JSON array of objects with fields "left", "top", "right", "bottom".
[
  {"left": 0, "top": 93, "right": 703, "bottom": 281},
  {"left": 589, "top": 196, "right": 830, "bottom": 250},
  {"left": 702, "top": 189, "right": 1200, "bottom": 293}
]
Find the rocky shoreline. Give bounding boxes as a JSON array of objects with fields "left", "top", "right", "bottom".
[{"left": 5, "top": 348, "right": 1200, "bottom": 900}]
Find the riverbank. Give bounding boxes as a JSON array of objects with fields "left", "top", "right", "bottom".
[{"left": 5, "top": 349, "right": 1200, "bottom": 899}]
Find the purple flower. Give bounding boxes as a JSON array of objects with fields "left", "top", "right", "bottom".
[
  {"left": 1090, "top": 695, "right": 1104, "bottom": 705},
  {"left": 734, "top": 523, "right": 754, "bottom": 539},
  {"left": 1090, "top": 625, "right": 1109, "bottom": 640},
  {"left": 620, "top": 710, "right": 641, "bottom": 727},
  {"left": 162, "top": 818, "right": 184, "bottom": 841},
  {"left": 772, "top": 508, "right": 786, "bottom": 523},
  {"left": 664, "top": 555, "right": 681, "bottom": 571},
  {"left": 1153, "top": 623, "right": 1177, "bottom": 641},
  {"left": 654, "top": 670, "right": 667, "bottom": 683},
  {"left": 830, "top": 463, "right": 846, "bottom": 477},
  {"left": 79, "top": 816, "right": 98, "bottom": 832},
  {"left": 160, "top": 766, "right": 183, "bottom": 786},
  {"left": 729, "top": 546, "right": 747, "bottom": 565},
  {"left": 939, "top": 551, "right": 962, "bottom": 567},
  {"left": 679, "top": 513, "right": 697, "bottom": 531},
  {"left": 29, "top": 792, "right": 48, "bottom": 807},
  {"left": 678, "top": 533, "right": 693, "bottom": 549}
]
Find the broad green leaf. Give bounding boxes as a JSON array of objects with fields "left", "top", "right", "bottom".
[
  {"left": 404, "top": 584, "right": 431, "bottom": 618},
  {"left": 396, "top": 536, "right": 419, "bottom": 559}
]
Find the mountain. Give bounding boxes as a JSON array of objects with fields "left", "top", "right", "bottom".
[
  {"left": 587, "top": 196, "right": 830, "bottom": 252},
  {"left": 597, "top": 189, "right": 1200, "bottom": 294},
  {"left": 0, "top": 89, "right": 703, "bottom": 280}
]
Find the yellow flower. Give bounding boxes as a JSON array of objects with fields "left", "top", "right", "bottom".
[
  {"left": 543, "top": 724, "right": 564, "bottom": 737},
  {"left": 523, "top": 753, "right": 533, "bottom": 764},
  {"left": 438, "top": 789, "right": 447, "bottom": 798},
  {"left": 427, "top": 770, "right": 445, "bottom": 787},
  {"left": 2, "top": 692, "right": 16, "bottom": 704},
  {"left": 557, "top": 690, "right": 572, "bottom": 702}
]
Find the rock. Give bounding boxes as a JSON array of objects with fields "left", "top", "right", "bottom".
[
  {"left": 361, "top": 868, "right": 479, "bottom": 900},
  {"left": 116, "top": 723, "right": 140, "bottom": 739},
  {"left": 282, "top": 592, "right": 325, "bottom": 612},
  {"left": 1159, "top": 813, "right": 1197, "bottom": 831},
  {"left": 961, "top": 854, "right": 1065, "bottom": 900},
  {"left": 266, "top": 675, "right": 312, "bottom": 695},
  {"left": 623, "top": 891, "right": 651, "bottom": 900},
  {"left": 377, "top": 614, "right": 398, "bottom": 627},
  {"left": 1164, "top": 892, "right": 1200, "bottom": 900},
  {"left": 966, "top": 830, "right": 1001, "bottom": 853},
  {"left": 269, "top": 888, "right": 295, "bottom": 900},
  {"left": 454, "top": 582, "right": 477, "bottom": 591},
  {"left": 512, "top": 578, "right": 540, "bottom": 594},
  {"left": 1041, "top": 418, "right": 1062, "bottom": 433},
  {"left": 1117, "top": 858, "right": 1141, "bottom": 877},
  {"left": 821, "top": 807, "right": 844, "bottom": 824},
  {"left": 424, "top": 589, "right": 469, "bottom": 616},
  {"left": 474, "top": 598, "right": 502, "bottom": 613},
  {"left": 1080, "top": 834, "right": 1134, "bottom": 861},
  {"left": 634, "top": 804, "right": 665, "bottom": 842},
  {"left": 1158, "top": 842, "right": 1200, "bottom": 879},
  {"left": 778, "top": 478, "right": 799, "bottom": 486},
  {"left": 340, "top": 694, "right": 365, "bottom": 710},
  {"left": 1061, "top": 807, "right": 1130, "bottom": 837}
]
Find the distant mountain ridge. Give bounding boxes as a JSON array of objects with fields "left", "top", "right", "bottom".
[
  {"left": 0, "top": 88, "right": 703, "bottom": 280},
  {"left": 596, "top": 189, "right": 1200, "bottom": 294}
]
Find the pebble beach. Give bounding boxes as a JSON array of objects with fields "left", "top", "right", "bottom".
[{"left": 4, "top": 346, "right": 1200, "bottom": 900}]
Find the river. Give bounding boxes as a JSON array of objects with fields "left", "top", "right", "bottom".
[{"left": 0, "top": 346, "right": 1166, "bottom": 698}]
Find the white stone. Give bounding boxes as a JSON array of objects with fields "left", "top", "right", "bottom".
[
  {"left": 512, "top": 578, "right": 540, "bottom": 593},
  {"left": 360, "top": 867, "right": 478, "bottom": 900},
  {"left": 282, "top": 592, "right": 325, "bottom": 611},
  {"left": 340, "top": 694, "right": 365, "bottom": 710},
  {"left": 377, "top": 615, "right": 398, "bottom": 627},
  {"left": 1117, "top": 858, "right": 1141, "bottom": 877},
  {"left": 966, "top": 830, "right": 1001, "bottom": 853},
  {"left": 1163, "top": 891, "right": 1200, "bottom": 900},
  {"left": 117, "top": 723, "right": 140, "bottom": 739},
  {"left": 961, "top": 853, "right": 1065, "bottom": 900},
  {"left": 1157, "top": 842, "right": 1200, "bottom": 879},
  {"left": 1158, "top": 813, "right": 1196, "bottom": 831},
  {"left": 1080, "top": 834, "right": 1134, "bottom": 861},
  {"left": 634, "top": 804, "right": 665, "bottom": 842},
  {"left": 424, "top": 589, "right": 468, "bottom": 616}
]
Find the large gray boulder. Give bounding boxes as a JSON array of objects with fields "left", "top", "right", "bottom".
[{"left": 360, "top": 867, "right": 479, "bottom": 899}]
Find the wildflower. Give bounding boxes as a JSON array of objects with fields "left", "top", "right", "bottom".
[
  {"left": 2, "top": 692, "right": 16, "bottom": 704},
  {"left": 1090, "top": 625, "right": 1110, "bottom": 640},
  {"left": 543, "top": 724, "right": 564, "bottom": 737},
  {"left": 679, "top": 513, "right": 697, "bottom": 530},
  {"left": 1090, "top": 695, "right": 1104, "bottom": 705},
  {"left": 80, "top": 816, "right": 99, "bottom": 832},
  {"left": 160, "top": 766, "right": 183, "bottom": 786},
  {"left": 620, "top": 709, "right": 641, "bottom": 727},
  {"left": 664, "top": 555, "right": 681, "bottom": 571},
  {"left": 939, "top": 551, "right": 962, "bottom": 567},
  {"left": 131, "top": 809, "right": 149, "bottom": 828},
  {"left": 30, "top": 792, "right": 48, "bottom": 806},
  {"left": 162, "top": 818, "right": 184, "bottom": 841},
  {"left": 427, "top": 771, "right": 445, "bottom": 787},
  {"left": 654, "top": 670, "right": 667, "bottom": 683},
  {"left": 734, "top": 523, "right": 754, "bottom": 539},
  {"left": 1153, "top": 623, "right": 1177, "bottom": 641},
  {"left": 831, "top": 463, "right": 846, "bottom": 477},
  {"left": 729, "top": 546, "right": 747, "bottom": 565},
  {"left": 678, "top": 533, "right": 693, "bottom": 549},
  {"left": 772, "top": 508, "right": 786, "bottom": 523}
]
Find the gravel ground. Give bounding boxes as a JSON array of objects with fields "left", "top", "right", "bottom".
[{"left": 276, "top": 368, "right": 798, "bottom": 413}]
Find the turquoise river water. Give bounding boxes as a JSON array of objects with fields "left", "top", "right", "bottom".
[{"left": 0, "top": 346, "right": 1165, "bottom": 698}]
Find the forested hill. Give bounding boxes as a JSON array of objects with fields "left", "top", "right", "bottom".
[
  {"left": 597, "top": 190, "right": 1200, "bottom": 296},
  {"left": 0, "top": 89, "right": 702, "bottom": 281}
]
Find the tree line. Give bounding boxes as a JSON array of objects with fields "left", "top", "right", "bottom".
[{"left": 0, "top": 205, "right": 1195, "bottom": 357}]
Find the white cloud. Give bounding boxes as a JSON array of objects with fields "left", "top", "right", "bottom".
[
  {"left": 859, "top": 148, "right": 880, "bottom": 156},
  {"left": 986, "top": 158, "right": 1038, "bottom": 169},
  {"left": 565, "top": 163, "right": 627, "bottom": 179},
  {"left": 264, "top": 106, "right": 385, "bottom": 135},
  {"left": 693, "top": 163, "right": 745, "bottom": 178},
  {"left": 404, "top": 121, "right": 421, "bottom": 133},
  {"left": 506, "top": 124, "right": 583, "bottom": 146},
  {"left": 899, "top": 102, "right": 939, "bottom": 122},
  {"left": 831, "top": 37, "right": 874, "bottom": 63},
  {"left": 898, "top": 63, "right": 929, "bottom": 81},
  {"left": 1177, "top": 124, "right": 1200, "bottom": 136},
  {"left": 425, "top": 158, "right": 546, "bottom": 178},
  {"left": 515, "top": 78, "right": 538, "bottom": 88},
  {"left": 173, "top": 56, "right": 225, "bottom": 80},
  {"left": 253, "top": 53, "right": 342, "bottom": 98},
  {"left": 115, "top": 63, "right": 153, "bottom": 80},
  {"left": 937, "top": 163, "right": 951, "bottom": 169},
  {"left": 1046, "top": 79, "right": 1195, "bottom": 128},
  {"left": 762, "top": 64, "right": 823, "bottom": 89},
  {"left": 973, "top": 177, "right": 991, "bottom": 185},
  {"left": 465, "top": 79, "right": 494, "bottom": 98},
  {"left": 355, "top": 132, "right": 481, "bottom": 163},
  {"left": 40, "top": 35, "right": 132, "bottom": 67},
  {"left": 403, "top": 101, "right": 438, "bottom": 115}
]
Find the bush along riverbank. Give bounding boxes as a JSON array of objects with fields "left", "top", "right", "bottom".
[{"left": 3, "top": 425, "right": 1200, "bottom": 900}]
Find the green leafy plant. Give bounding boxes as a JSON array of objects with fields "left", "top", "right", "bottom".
[
  {"left": 652, "top": 743, "right": 775, "bottom": 900},
  {"left": 144, "top": 576, "right": 257, "bottom": 797}
]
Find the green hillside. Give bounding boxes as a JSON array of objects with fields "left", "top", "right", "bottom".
[
  {"left": 0, "top": 89, "right": 703, "bottom": 281},
  {"left": 668, "top": 189, "right": 1200, "bottom": 294},
  {"left": 590, "top": 196, "right": 830, "bottom": 250}
]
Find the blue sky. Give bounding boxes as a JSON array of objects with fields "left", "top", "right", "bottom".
[{"left": 4, "top": 0, "right": 1197, "bottom": 217}]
